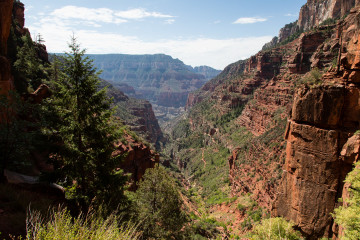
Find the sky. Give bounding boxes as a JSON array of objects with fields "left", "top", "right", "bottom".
[{"left": 23, "top": 0, "right": 307, "bottom": 70}]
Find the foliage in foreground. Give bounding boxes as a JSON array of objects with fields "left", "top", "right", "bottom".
[
  {"left": 333, "top": 161, "right": 360, "bottom": 240},
  {"left": 249, "top": 217, "right": 302, "bottom": 240},
  {"left": 26, "top": 207, "right": 140, "bottom": 240}
]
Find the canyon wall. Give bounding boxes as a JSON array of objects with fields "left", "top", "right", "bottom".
[
  {"left": 298, "top": 0, "right": 356, "bottom": 30},
  {"left": 89, "top": 54, "right": 218, "bottom": 108},
  {"left": 274, "top": 6, "right": 360, "bottom": 239},
  {"left": 0, "top": 0, "right": 14, "bottom": 97},
  {"left": 102, "top": 80, "right": 164, "bottom": 147}
]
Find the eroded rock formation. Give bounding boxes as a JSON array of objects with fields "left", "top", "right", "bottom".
[
  {"left": 114, "top": 133, "right": 159, "bottom": 191},
  {"left": 0, "top": 0, "right": 14, "bottom": 97},
  {"left": 298, "top": 0, "right": 356, "bottom": 30},
  {"left": 274, "top": 6, "right": 360, "bottom": 239}
]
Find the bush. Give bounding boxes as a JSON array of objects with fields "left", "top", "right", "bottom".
[
  {"left": 333, "top": 162, "right": 360, "bottom": 240},
  {"left": 250, "top": 217, "right": 302, "bottom": 240},
  {"left": 298, "top": 68, "right": 322, "bottom": 87},
  {"left": 134, "top": 166, "right": 187, "bottom": 239},
  {"left": 26, "top": 207, "right": 140, "bottom": 240}
]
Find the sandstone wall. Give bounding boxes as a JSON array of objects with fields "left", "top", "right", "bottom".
[
  {"left": 274, "top": 6, "right": 360, "bottom": 239},
  {"left": 298, "top": 0, "right": 355, "bottom": 30}
]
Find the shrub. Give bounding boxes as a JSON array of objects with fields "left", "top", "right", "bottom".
[
  {"left": 26, "top": 207, "right": 140, "bottom": 240},
  {"left": 250, "top": 217, "right": 302, "bottom": 240},
  {"left": 333, "top": 162, "right": 360, "bottom": 240},
  {"left": 134, "top": 166, "right": 187, "bottom": 239}
]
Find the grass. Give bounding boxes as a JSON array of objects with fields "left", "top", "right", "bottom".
[{"left": 26, "top": 207, "right": 140, "bottom": 240}]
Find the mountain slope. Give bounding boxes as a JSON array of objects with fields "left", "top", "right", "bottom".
[
  {"left": 100, "top": 80, "right": 164, "bottom": 148},
  {"left": 88, "top": 54, "right": 219, "bottom": 108},
  {"left": 167, "top": 0, "right": 359, "bottom": 238}
]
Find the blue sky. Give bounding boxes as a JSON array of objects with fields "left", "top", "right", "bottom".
[{"left": 23, "top": 0, "right": 307, "bottom": 69}]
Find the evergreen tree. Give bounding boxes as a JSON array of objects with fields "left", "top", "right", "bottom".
[
  {"left": 134, "top": 166, "right": 187, "bottom": 239},
  {"left": 14, "top": 34, "right": 48, "bottom": 92},
  {"left": 46, "top": 36, "right": 127, "bottom": 212}
]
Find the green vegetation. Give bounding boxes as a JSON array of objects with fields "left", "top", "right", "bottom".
[
  {"left": 215, "top": 104, "right": 244, "bottom": 127},
  {"left": 26, "top": 208, "right": 140, "bottom": 240},
  {"left": 296, "top": 68, "right": 323, "bottom": 87},
  {"left": 44, "top": 36, "right": 128, "bottom": 211},
  {"left": 14, "top": 35, "right": 48, "bottom": 92},
  {"left": 333, "top": 161, "right": 360, "bottom": 240},
  {"left": 249, "top": 217, "right": 302, "bottom": 240},
  {"left": 133, "top": 166, "right": 187, "bottom": 239},
  {"left": 320, "top": 18, "right": 337, "bottom": 26}
]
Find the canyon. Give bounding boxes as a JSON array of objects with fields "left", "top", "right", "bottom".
[
  {"left": 0, "top": 0, "right": 360, "bottom": 239},
  {"left": 88, "top": 54, "right": 220, "bottom": 126},
  {"left": 171, "top": 0, "right": 360, "bottom": 238}
]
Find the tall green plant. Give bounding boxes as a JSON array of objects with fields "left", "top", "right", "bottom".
[
  {"left": 134, "top": 166, "right": 187, "bottom": 239},
  {"left": 333, "top": 162, "right": 360, "bottom": 240},
  {"left": 14, "top": 34, "right": 48, "bottom": 92},
  {"left": 250, "top": 217, "right": 302, "bottom": 240},
  {"left": 46, "top": 36, "right": 127, "bottom": 211}
]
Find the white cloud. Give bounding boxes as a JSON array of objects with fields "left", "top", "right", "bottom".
[
  {"left": 29, "top": 16, "right": 271, "bottom": 69},
  {"left": 51, "top": 6, "right": 127, "bottom": 24},
  {"left": 49, "top": 6, "right": 174, "bottom": 27},
  {"left": 115, "top": 8, "right": 174, "bottom": 20},
  {"left": 285, "top": 13, "right": 297, "bottom": 17},
  {"left": 165, "top": 19, "right": 175, "bottom": 24},
  {"left": 233, "top": 17, "right": 267, "bottom": 24}
]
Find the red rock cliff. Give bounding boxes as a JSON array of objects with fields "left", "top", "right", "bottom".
[
  {"left": 0, "top": 0, "right": 14, "bottom": 97},
  {"left": 274, "top": 6, "right": 360, "bottom": 239},
  {"left": 114, "top": 133, "right": 159, "bottom": 191},
  {"left": 298, "top": 0, "right": 355, "bottom": 31}
]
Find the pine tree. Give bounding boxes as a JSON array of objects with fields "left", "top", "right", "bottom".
[
  {"left": 14, "top": 34, "right": 48, "bottom": 92},
  {"left": 134, "top": 166, "right": 187, "bottom": 239},
  {"left": 47, "top": 36, "right": 127, "bottom": 211}
]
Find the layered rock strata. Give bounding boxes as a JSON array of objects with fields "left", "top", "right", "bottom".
[
  {"left": 298, "top": 0, "right": 356, "bottom": 31},
  {"left": 274, "top": 7, "right": 360, "bottom": 238}
]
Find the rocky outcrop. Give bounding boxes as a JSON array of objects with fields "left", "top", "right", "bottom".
[
  {"left": 273, "top": 85, "right": 358, "bottom": 238},
  {"left": 101, "top": 79, "right": 164, "bottom": 147},
  {"left": 0, "top": 0, "right": 13, "bottom": 56},
  {"left": 279, "top": 21, "right": 300, "bottom": 43},
  {"left": 130, "top": 101, "right": 164, "bottom": 146},
  {"left": 288, "top": 30, "right": 329, "bottom": 74},
  {"left": 274, "top": 7, "right": 360, "bottom": 238},
  {"left": 114, "top": 133, "right": 159, "bottom": 190},
  {"left": 298, "top": 0, "right": 355, "bottom": 31},
  {"left": 185, "top": 60, "right": 246, "bottom": 110},
  {"left": 26, "top": 84, "right": 51, "bottom": 103},
  {"left": 262, "top": 36, "right": 279, "bottom": 51},
  {"left": 0, "top": 0, "right": 14, "bottom": 99}
]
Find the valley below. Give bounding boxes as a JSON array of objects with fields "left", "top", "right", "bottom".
[{"left": 0, "top": 0, "right": 360, "bottom": 239}]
